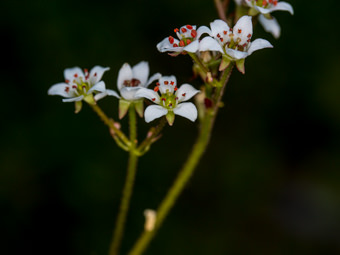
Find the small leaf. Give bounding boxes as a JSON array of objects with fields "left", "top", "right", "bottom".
[
  {"left": 119, "top": 99, "right": 131, "bottom": 119},
  {"left": 166, "top": 111, "right": 175, "bottom": 126},
  {"left": 236, "top": 59, "right": 245, "bottom": 74},
  {"left": 219, "top": 56, "right": 232, "bottom": 71},
  {"left": 134, "top": 99, "right": 144, "bottom": 118},
  {"left": 75, "top": 101, "right": 82, "bottom": 114}
]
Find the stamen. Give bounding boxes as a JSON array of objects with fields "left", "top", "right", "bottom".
[
  {"left": 161, "top": 98, "right": 166, "bottom": 101},
  {"left": 191, "top": 30, "right": 197, "bottom": 38},
  {"left": 179, "top": 40, "right": 185, "bottom": 47},
  {"left": 152, "top": 98, "right": 156, "bottom": 101},
  {"left": 173, "top": 43, "right": 178, "bottom": 47},
  {"left": 217, "top": 33, "right": 221, "bottom": 38},
  {"left": 156, "top": 82, "right": 160, "bottom": 86},
  {"left": 174, "top": 28, "right": 179, "bottom": 33},
  {"left": 174, "top": 86, "right": 178, "bottom": 91},
  {"left": 94, "top": 73, "right": 97, "bottom": 77},
  {"left": 223, "top": 30, "right": 227, "bottom": 35},
  {"left": 220, "top": 38, "right": 224, "bottom": 42},
  {"left": 154, "top": 86, "right": 159, "bottom": 92},
  {"left": 182, "top": 93, "right": 186, "bottom": 97},
  {"left": 186, "top": 25, "right": 193, "bottom": 30},
  {"left": 74, "top": 73, "right": 78, "bottom": 78},
  {"left": 84, "top": 68, "right": 88, "bottom": 74},
  {"left": 247, "top": 34, "right": 252, "bottom": 38},
  {"left": 168, "top": 36, "right": 174, "bottom": 44},
  {"left": 72, "top": 85, "right": 77, "bottom": 89},
  {"left": 175, "top": 97, "right": 178, "bottom": 100},
  {"left": 238, "top": 29, "right": 242, "bottom": 34},
  {"left": 186, "top": 39, "right": 192, "bottom": 44},
  {"left": 164, "top": 81, "right": 169, "bottom": 85},
  {"left": 65, "top": 87, "right": 70, "bottom": 92},
  {"left": 181, "top": 27, "right": 187, "bottom": 33},
  {"left": 65, "top": 79, "right": 70, "bottom": 83},
  {"left": 170, "top": 81, "right": 174, "bottom": 85}
]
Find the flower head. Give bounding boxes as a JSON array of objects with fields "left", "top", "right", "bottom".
[
  {"left": 199, "top": 16, "right": 273, "bottom": 73},
  {"left": 135, "top": 76, "right": 200, "bottom": 125},
  {"left": 48, "top": 66, "right": 112, "bottom": 112},
  {"left": 235, "top": 0, "right": 294, "bottom": 38},
  {"left": 156, "top": 25, "right": 210, "bottom": 55}
]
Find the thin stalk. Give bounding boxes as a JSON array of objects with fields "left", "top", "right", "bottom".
[
  {"left": 188, "top": 52, "right": 210, "bottom": 73},
  {"left": 109, "top": 106, "right": 139, "bottom": 255},
  {"left": 128, "top": 66, "right": 234, "bottom": 255}
]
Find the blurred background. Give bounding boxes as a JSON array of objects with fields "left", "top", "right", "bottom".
[{"left": 2, "top": 0, "right": 340, "bottom": 254}]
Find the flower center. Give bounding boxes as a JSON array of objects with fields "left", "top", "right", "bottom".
[
  {"left": 215, "top": 30, "right": 252, "bottom": 52},
  {"left": 160, "top": 93, "right": 178, "bottom": 110},
  {"left": 249, "top": 0, "right": 278, "bottom": 8},
  {"left": 64, "top": 69, "right": 93, "bottom": 96},
  {"left": 168, "top": 25, "right": 197, "bottom": 48},
  {"left": 123, "top": 78, "right": 141, "bottom": 87}
]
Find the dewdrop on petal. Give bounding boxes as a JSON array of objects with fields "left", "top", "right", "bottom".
[{"left": 144, "top": 209, "right": 157, "bottom": 231}]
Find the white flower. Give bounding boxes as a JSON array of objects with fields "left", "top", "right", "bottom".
[
  {"left": 156, "top": 24, "right": 210, "bottom": 55},
  {"left": 235, "top": 0, "right": 294, "bottom": 38},
  {"left": 135, "top": 76, "right": 200, "bottom": 125},
  {"left": 48, "top": 66, "right": 112, "bottom": 103},
  {"left": 199, "top": 16, "right": 273, "bottom": 73}
]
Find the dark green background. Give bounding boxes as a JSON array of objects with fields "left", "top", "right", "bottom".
[{"left": 2, "top": 0, "right": 340, "bottom": 254}]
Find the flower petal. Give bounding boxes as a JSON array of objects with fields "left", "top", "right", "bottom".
[
  {"left": 159, "top": 76, "right": 177, "bottom": 94},
  {"left": 94, "top": 89, "right": 120, "bottom": 101},
  {"left": 156, "top": 37, "right": 182, "bottom": 53},
  {"left": 199, "top": 37, "right": 224, "bottom": 53},
  {"left": 62, "top": 95, "right": 84, "bottom": 102},
  {"left": 117, "top": 63, "right": 133, "bottom": 91},
  {"left": 89, "top": 66, "right": 110, "bottom": 84},
  {"left": 175, "top": 84, "right": 200, "bottom": 103},
  {"left": 247, "top": 38, "right": 273, "bottom": 55},
  {"left": 144, "top": 105, "right": 168, "bottom": 123},
  {"left": 146, "top": 73, "right": 162, "bottom": 87},
  {"left": 48, "top": 83, "right": 72, "bottom": 98},
  {"left": 120, "top": 87, "right": 141, "bottom": 101},
  {"left": 271, "top": 2, "right": 294, "bottom": 14},
  {"left": 196, "top": 25, "right": 212, "bottom": 38},
  {"left": 233, "top": 15, "right": 253, "bottom": 45},
  {"left": 225, "top": 48, "right": 249, "bottom": 60},
  {"left": 135, "top": 88, "right": 160, "bottom": 104},
  {"left": 210, "top": 19, "right": 230, "bottom": 38},
  {"left": 173, "top": 102, "right": 198, "bottom": 122},
  {"left": 183, "top": 40, "right": 199, "bottom": 53},
  {"left": 258, "top": 14, "right": 281, "bottom": 39},
  {"left": 64, "top": 67, "right": 84, "bottom": 82},
  {"left": 88, "top": 81, "right": 106, "bottom": 94},
  {"left": 132, "top": 61, "right": 149, "bottom": 86}
]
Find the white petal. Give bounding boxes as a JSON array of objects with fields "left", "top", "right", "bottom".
[
  {"left": 88, "top": 81, "right": 106, "bottom": 94},
  {"left": 146, "top": 73, "right": 162, "bottom": 87},
  {"left": 210, "top": 19, "right": 230, "bottom": 37},
  {"left": 225, "top": 48, "right": 249, "bottom": 60},
  {"left": 89, "top": 66, "right": 110, "bottom": 84},
  {"left": 234, "top": 0, "right": 243, "bottom": 5},
  {"left": 117, "top": 63, "right": 133, "bottom": 91},
  {"left": 159, "top": 76, "right": 177, "bottom": 94},
  {"left": 183, "top": 40, "right": 199, "bottom": 53},
  {"left": 62, "top": 95, "right": 84, "bottom": 102},
  {"left": 258, "top": 15, "right": 281, "bottom": 39},
  {"left": 144, "top": 105, "right": 168, "bottom": 123},
  {"left": 175, "top": 84, "right": 200, "bottom": 103},
  {"left": 173, "top": 102, "right": 198, "bottom": 122},
  {"left": 64, "top": 67, "right": 84, "bottom": 82},
  {"left": 196, "top": 25, "right": 212, "bottom": 38},
  {"left": 247, "top": 38, "right": 273, "bottom": 55},
  {"left": 199, "top": 37, "right": 224, "bottom": 53},
  {"left": 132, "top": 61, "right": 149, "bottom": 86},
  {"left": 48, "top": 83, "right": 72, "bottom": 98},
  {"left": 156, "top": 37, "right": 182, "bottom": 53},
  {"left": 254, "top": 6, "right": 273, "bottom": 14},
  {"left": 135, "top": 88, "right": 160, "bottom": 104},
  {"left": 94, "top": 89, "right": 120, "bottom": 101},
  {"left": 233, "top": 15, "right": 253, "bottom": 45},
  {"left": 271, "top": 2, "right": 294, "bottom": 15},
  {"left": 120, "top": 87, "right": 141, "bottom": 101}
]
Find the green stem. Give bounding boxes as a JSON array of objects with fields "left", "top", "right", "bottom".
[
  {"left": 109, "top": 105, "right": 139, "bottom": 255},
  {"left": 90, "top": 104, "right": 131, "bottom": 148},
  {"left": 128, "top": 66, "right": 234, "bottom": 255},
  {"left": 188, "top": 52, "right": 210, "bottom": 73}
]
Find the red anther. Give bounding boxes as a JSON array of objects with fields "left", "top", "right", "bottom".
[
  {"left": 262, "top": 0, "right": 267, "bottom": 6},
  {"left": 82, "top": 85, "right": 86, "bottom": 89},
  {"left": 217, "top": 33, "right": 221, "bottom": 38},
  {"left": 154, "top": 86, "right": 159, "bottom": 92},
  {"left": 161, "top": 98, "right": 166, "bottom": 101},
  {"left": 65, "top": 79, "right": 70, "bottom": 83},
  {"left": 74, "top": 73, "right": 78, "bottom": 78},
  {"left": 243, "top": 43, "right": 247, "bottom": 47},
  {"left": 220, "top": 38, "right": 224, "bottom": 42},
  {"left": 238, "top": 29, "right": 242, "bottom": 34},
  {"left": 164, "top": 81, "right": 169, "bottom": 85},
  {"left": 152, "top": 98, "right": 156, "bottom": 101},
  {"left": 204, "top": 98, "right": 213, "bottom": 108},
  {"left": 156, "top": 82, "right": 160, "bottom": 86},
  {"left": 169, "top": 103, "right": 173, "bottom": 107},
  {"left": 273, "top": 0, "right": 277, "bottom": 5},
  {"left": 173, "top": 43, "right": 178, "bottom": 47},
  {"left": 247, "top": 33, "right": 252, "bottom": 38},
  {"left": 94, "top": 72, "right": 97, "bottom": 77},
  {"left": 186, "top": 25, "right": 193, "bottom": 30},
  {"left": 179, "top": 40, "right": 185, "bottom": 47},
  {"left": 191, "top": 29, "right": 197, "bottom": 38},
  {"left": 223, "top": 30, "right": 227, "bottom": 35},
  {"left": 174, "top": 86, "right": 178, "bottom": 91},
  {"left": 186, "top": 39, "right": 192, "bottom": 44},
  {"left": 170, "top": 81, "right": 174, "bottom": 85},
  {"left": 72, "top": 85, "right": 77, "bottom": 89},
  {"left": 168, "top": 36, "right": 174, "bottom": 44},
  {"left": 229, "top": 28, "right": 233, "bottom": 32},
  {"left": 175, "top": 97, "right": 178, "bottom": 100},
  {"left": 174, "top": 28, "right": 179, "bottom": 33},
  {"left": 65, "top": 87, "right": 70, "bottom": 92},
  {"left": 247, "top": 39, "right": 251, "bottom": 42},
  {"left": 182, "top": 93, "right": 186, "bottom": 97},
  {"left": 181, "top": 27, "right": 187, "bottom": 33},
  {"left": 84, "top": 68, "right": 88, "bottom": 73}
]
